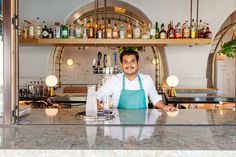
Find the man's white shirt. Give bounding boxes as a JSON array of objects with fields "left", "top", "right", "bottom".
[{"left": 96, "top": 73, "right": 162, "bottom": 108}]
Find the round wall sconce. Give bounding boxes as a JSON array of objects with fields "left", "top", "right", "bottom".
[
  {"left": 67, "top": 58, "right": 74, "bottom": 66},
  {"left": 166, "top": 75, "right": 179, "bottom": 97},
  {"left": 45, "top": 75, "right": 58, "bottom": 97}
]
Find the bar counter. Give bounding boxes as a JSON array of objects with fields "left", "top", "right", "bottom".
[{"left": 0, "top": 108, "right": 235, "bottom": 156}]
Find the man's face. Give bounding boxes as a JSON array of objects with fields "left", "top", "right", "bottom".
[{"left": 121, "top": 55, "right": 139, "bottom": 76}]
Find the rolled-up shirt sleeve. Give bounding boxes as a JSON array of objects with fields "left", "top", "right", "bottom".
[{"left": 147, "top": 76, "right": 162, "bottom": 106}]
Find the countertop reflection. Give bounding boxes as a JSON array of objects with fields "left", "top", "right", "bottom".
[{"left": 19, "top": 107, "right": 236, "bottom": 126}]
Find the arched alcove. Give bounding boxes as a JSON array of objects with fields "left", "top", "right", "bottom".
[
  {"left": 47, "top": 0, "right": 168, "bottom": 92},
  {"left": 208, "top": 10, "right": 236, "bottom": 96}
]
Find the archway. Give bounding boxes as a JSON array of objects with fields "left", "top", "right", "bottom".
[{"left": 47, "top": 0, "right": 167, "bottom": 92}]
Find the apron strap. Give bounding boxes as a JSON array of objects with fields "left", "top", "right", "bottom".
[{"left": 122, "top": 74, "right": 143, "bottom": 90}]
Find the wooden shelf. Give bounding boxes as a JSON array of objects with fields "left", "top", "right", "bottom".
[{"left": 19, "top": 38, "right": 212, "bottom": 46}]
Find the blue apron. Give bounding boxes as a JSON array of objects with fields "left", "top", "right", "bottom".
[{"left": 117, "top": 74, "right": 146, "bottom": 109}]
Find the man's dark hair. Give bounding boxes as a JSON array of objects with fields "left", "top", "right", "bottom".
[{"left": 120, "top": 50, "right": 139, "bottom": 63}]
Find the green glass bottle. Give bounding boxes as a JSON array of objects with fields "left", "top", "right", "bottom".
[
  {"left": 61, "top": 22, "right": 68, "bottom": 38},
  {"left": 155, "top": 22, "right": 160, "bottom": 39}
]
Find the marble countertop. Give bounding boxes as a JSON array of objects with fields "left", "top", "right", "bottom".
[
  {"left": 19, "top": 107, "right": 236, "bottom": 126},
  {"left": 0, "top": 108, "right": 235, "bottom": 157}
]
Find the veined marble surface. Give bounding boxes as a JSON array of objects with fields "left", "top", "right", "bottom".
[
  {"left": 0, "top": 108, "right": 235, "bottom": 157},
  {"left": 19, "top": 107, "right": 236, "bottom": 125}
]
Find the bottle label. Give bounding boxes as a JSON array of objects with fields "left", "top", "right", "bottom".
[
  {"left": 107, "top": 29, "right": 112, "bottom": 38},
  {"left": 160, "top": 32, "right": 167, "bottom": 39},
  {"left": 42, "top": 30, "right": 49, "bottom": 37},
  {"left": 150, "top": 29, "right": 156, "bottom": 37},
  {"left": 113, "top": 31, "right": 118, "bottom": 38},
  {"left": 61, "top": 30, "right": 68, "bottom": 37},
  {"left": 120, "top": 31, "right": 125, "bottom": 39},
  {"left": 29, "top": 26, "right": 34, "bottom": 38},
  {"left": 134, "top": 28, "right": 141, "bottom": 38},
  {"left": 75, "top": 28, "right": 82, "bottom": 38},
  {"left": 56, "top": 27, "right": 61, "bottom": 38}
]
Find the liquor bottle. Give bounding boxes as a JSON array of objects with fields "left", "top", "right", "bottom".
[
  {"left": 198, "top": 19, "right": 204, "bottom": 38},
  {"left": 167, "top": 21, "right": 175, "bottom": 38},
  {"left": 190, "top": 19, "right": 196, "bottom": 39},
  {"left": 42, "top": 22, "right": 49, "bottom": 38},
  {"left": 61, "top": 22, "right": 69, "bottom": 38},
  {"left": 155, "top": 22, "right": 160, "bottom": 39},
  {"left": 159, "top": 23, "right": 167, "bottom": 39},
  {"left": 112, "top": 23, "right": 119, "bottom": 39},
  {"left": 27, "top": 20, "right": 34, "bottom": 39},
  {"left": 22, "top": 20, "right": 29, "bottom": 39},
  {"left": 48, "top": 28, "right": 53, "bottom": 39},
  {"left": 75, "top": 19, "right": 82, "bottom": 38},
  {"left": 88, "top": 18, "right": 94, "bottom": 38},
  {"left": 133, "top": 20, "right": 141, "bottom": 39},
  {"left": 141, "top": 23, "right": 149, "bottom": 39},
  {"left": 54, "top": 22, "right": 61, "bottom": 39},
  {"left": 204, "top": 23, "right": 212, "bottom": 39},
  {"left": 97, "top": 24, "right": 103, "bottom": 39},
  {"left": 119, "top": 24, "right": 125, "bottom": 39},
  {"left": 69, "top": 23, "right": 75, "bottom": 39},
  {"left": 106, "top": 19, "right": 112, "bottom": 39},
  {"left": 126, "top": 22, "right": 133, "bottom": 39},
  {"left": 34, "top": 17, "right": 42, "bottom": 39},
  {"left": 83, "top": 18, "right": 88, "bottom": 39},
  {"left": 150, "top": 23, "right": 156, "bottom": 39},
  {"left": 183, "top": 20, "right": 190, "bottom": 38},
  {"left": 175, "top": 22, "right": 182, "bottom": 38}
]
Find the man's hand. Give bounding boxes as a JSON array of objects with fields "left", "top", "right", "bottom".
[
  {"left": 162, "top": 104, "right": 176, "bottom": 112},
  {"left": 156, "top": 101, "right": 176, "bottom": 112}
]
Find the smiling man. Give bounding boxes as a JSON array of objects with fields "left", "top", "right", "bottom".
[{"left": 97, "top": 50, "right": 175, "bottom": 111}]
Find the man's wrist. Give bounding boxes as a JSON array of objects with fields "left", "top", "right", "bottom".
[{"left": 156, "top": 100, "right": 165, "bottom": 109}]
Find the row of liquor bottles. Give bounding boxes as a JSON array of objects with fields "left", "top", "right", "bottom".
[
  {"left": 19, "top": 17, "right": 212, "bottom": 40},
  {"left": 19, "top": 79, "right": 48, "bottom": 98}
]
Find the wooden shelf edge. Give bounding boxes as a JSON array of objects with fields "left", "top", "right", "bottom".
[{"left": 19, "top": 38, "right": 212, "bottom": 46}]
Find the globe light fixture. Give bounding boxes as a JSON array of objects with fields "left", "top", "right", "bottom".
[
  {"left": 45, "top": 75, "right": 58, "bottom": 97},
  {"left": 166, "top": 75, "right": 179, "bottom": 97},
  {"left": 66, "top": 58, "right": 74, "bottom": 66}
]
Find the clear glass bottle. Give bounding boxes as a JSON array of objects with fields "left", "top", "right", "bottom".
[
  {"left": 112, "top": 23, "right": 119, "bottom": 39},
  {"left": 159, "top": 23, "right": 167, "bottom": 39},
  {"left": 190, "top": 19, "right": 196, "bottom": 39},
  {"left": 27, "top": 20, "right": 34, "bottom": 39},
  {"left": 133, "top": 20, "right": 141, "bottom": 39},
  {"left": 150, "top": 23, "right": 156, "bottom": 39},
  {"left": 69, "top": 23, "right": 75, "bottom": 39},
  {"left": 167, "top": 21, "right": 175, "bottom": 38},
  {"left": 54, "top": 22, "right": 61, "bottom": 39},
  {"left": 175, "top": 22, "right": 182, "bottom": 38},
  {"left": 75, "top": 19, "right": 82, "bottom": 38},
  {"left": 83, "top": 18, "right": 88, "bottom": 39},
  {"left": 183, "top": 20, "right": 190, "bottom": 38},
  {"left": 119, "top": 24, "right": 125, "bottom": 39},
  {"left": 34, "top": 17, "right": 42, "bottom": 39},
  {"left": 106, "top": 19, "right": 112, "bottom": 39}
]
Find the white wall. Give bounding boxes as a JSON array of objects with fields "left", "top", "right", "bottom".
[{"left": 19, "top": 0, "right": 236, "bottom": 90}]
